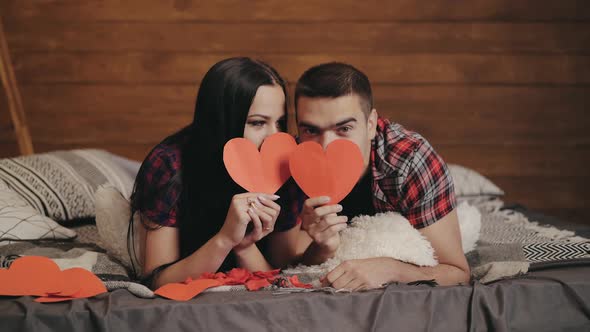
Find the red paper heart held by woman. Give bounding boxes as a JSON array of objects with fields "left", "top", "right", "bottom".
[{"left": 223, "top": 132, "right": 297, "bottom": 194}]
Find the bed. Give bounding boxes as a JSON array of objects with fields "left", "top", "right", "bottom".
[{"left": 0, "top": 150, "right": 589, "bottom": 331}]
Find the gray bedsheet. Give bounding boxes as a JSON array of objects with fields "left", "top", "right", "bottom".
[
  {"left": 1, "top": 208, "right": 589, "bottom": 331},
  {"left": 1, "top": 265, "right": 588, "bottom": 331}
]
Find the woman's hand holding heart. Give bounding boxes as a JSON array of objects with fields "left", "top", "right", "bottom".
[
  {"left": 234, "top": 194, "right": 282, "bottom": 252},
  {"left": 218, "top": 193, "right": 280, "bottom": 251}
]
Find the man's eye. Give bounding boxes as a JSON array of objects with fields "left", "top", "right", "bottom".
[
  {"left": 302, "top": 128, "right": 318, "bottom": 135},
  {"left": 339, "top": 126, "right": 352, "bottom": 133}
]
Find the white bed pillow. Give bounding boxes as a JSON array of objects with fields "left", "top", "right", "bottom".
[
  {"left": 109, "top": 154, "right": 141, "bottom": 180},
  {"left": 94, "top": 185, "right": 144, "bottom": 275},
  {"left": 448, "top": 164, "right": 504, "bottom": 197},
  {"left": 0, "top": 181, "right": 76, "bottom": 243}
]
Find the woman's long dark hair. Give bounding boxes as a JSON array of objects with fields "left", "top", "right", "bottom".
[{"left": 128, "top": 57, "right": 288, "bottom": 278}]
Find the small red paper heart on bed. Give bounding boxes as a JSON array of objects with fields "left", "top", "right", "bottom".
[
  {"left": 223, "top": 132, "right": 297, "bottom": 194},
  {"left": 155, "top": 278, "right": 222, "bottom": 301},
  {"left": 289, "top": 139, "right": 364, "bottom": 205}
]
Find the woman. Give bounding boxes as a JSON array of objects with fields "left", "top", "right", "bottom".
[{"left": 128, "top": 57, "right": 300, "bottom": 289}]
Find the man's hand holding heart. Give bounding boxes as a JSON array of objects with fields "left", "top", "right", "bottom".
[{"left": 289, "top": 139, "right": 365, "bottom": 264}]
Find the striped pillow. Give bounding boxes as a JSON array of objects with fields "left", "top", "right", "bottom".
[{"left": 0, "top": 150, "right": 134, "bottom": 224}]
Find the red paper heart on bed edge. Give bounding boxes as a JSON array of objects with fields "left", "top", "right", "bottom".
[
  {"left": 289, "top": 139, "right": 365, "bottom": 205},
  {"left": 35, "top": 268, "right": 107, "bottom": 303},
  {"left": 0, "top": 256, "right": 64, "bottom": 296},
  {"left": 0, "top": 256, "right": 107, "bottom": 302},
  {"left": 224, "top": 132, "right": 297, "bottom": 194}
]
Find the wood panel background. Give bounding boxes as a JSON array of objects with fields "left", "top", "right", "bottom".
[{"left": 0, "top": 1, "right": 589, "bottom": 224}]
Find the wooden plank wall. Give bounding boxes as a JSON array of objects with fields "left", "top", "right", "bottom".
[
  {"left": 1, "top": 1, "right": 589, "bottom": 224},
  {"left": 0, "top": 80, "right": 19, "bottom": 157}
]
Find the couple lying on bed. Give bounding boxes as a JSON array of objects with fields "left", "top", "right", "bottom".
[{"left": 131, "top": 58, "right": 470, "bottom": 290}]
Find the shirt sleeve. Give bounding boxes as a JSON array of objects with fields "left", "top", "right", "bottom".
[
  {"left": 400, "top": 139, "right": 457, "bottom": 229},
  {"left": 137, "top": 149, "right": 181, "bottom": 228}
]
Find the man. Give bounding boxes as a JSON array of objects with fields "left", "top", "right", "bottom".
[{"left": 293, "top": 62, "right": 470, "bottom": 290}]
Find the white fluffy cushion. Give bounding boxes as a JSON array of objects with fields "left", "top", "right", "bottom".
[
  {"left": 95, "top": 185, "right": 144, "bottom": 274},
  {"left": 284, "top": 201, "right": 481, "bottom": 276},
  {"left": 448, "top": 164, "right": 504, "bottom": 197},
  {"left": 336, "top": 213, "right": 438, "bottom": 267},
  {"left": 0, "top": 180, "right": 76, "bottom": 243}
]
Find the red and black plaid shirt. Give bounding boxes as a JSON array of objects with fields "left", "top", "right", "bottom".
[
  {"left": 138, "top": 136, "right": 184, "bottom": 227},
  {"left": 369, "top": 117, "right": 456, "bottom": 229}
]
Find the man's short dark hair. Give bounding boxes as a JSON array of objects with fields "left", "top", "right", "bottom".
[{"left": 295, "top": 62, "right": 373, "bottom": 117}]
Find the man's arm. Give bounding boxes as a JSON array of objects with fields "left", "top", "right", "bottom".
[
  {"left": 323, "top": 209, "right": 470, "bottom": 289},
  {"left": 413, "top": 209, "right": 470, "bottom": 285}
]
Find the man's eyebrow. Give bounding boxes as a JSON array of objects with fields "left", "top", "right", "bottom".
[
  {"left": 334, "top": 118, "right": 357, "bottom": 127},
  {"left": 298, "top": 121, "right": 320, "bottom": 129},
  {"left": 298, "top": 117, "right": 358, "bottom": 131}
]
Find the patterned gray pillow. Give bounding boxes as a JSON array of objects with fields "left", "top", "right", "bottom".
[
  {"left": 0, "top": 180, "right": 76, "bottom": 242},
  {"left": 448, "top": 164, "right": 504, "bottom": 197},
  {"left": 0, "top": 149, "right": 134, "bottom": 224}
]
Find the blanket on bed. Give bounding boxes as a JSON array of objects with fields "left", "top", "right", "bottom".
[{"left": 466, "top": 197, "right": 589, "bottom": 283}]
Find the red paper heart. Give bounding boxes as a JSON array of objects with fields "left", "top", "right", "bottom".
[
  {"left": 245, "top": 278, "right": 271, "bottom": 291},
  {"left": 0, "top": 256, "right": 107, "bottom": 302},
  {"left": 36, "top": 268, "right": 107, "bottom": 302},
  {"left": 224, "top": 132, "right": 297, "bottom": 194},
  {"left": 0, "top": 256, "right": 63, "bottom": 296},
  {"left": 289, "top": 139, "right": 365, "bottom": 205},
  {"left": 155, "top": 279, "right": 222, "bottom": 301}
]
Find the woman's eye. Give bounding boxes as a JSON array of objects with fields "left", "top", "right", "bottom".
[{"left": 249, "top": 121, "right": 265, "bottom": 127}]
